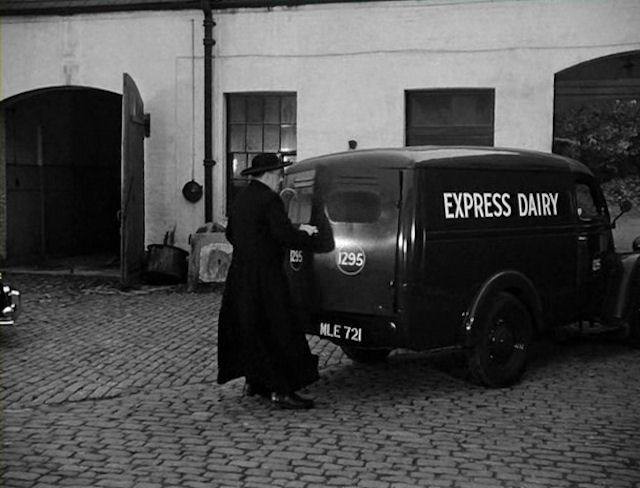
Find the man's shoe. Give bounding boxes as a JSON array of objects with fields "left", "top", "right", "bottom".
[
  {"left": 289, "top": 391, "right": 314, "bottom": 409},
  {"left": 243, "top": 382, "right": 269, "bottom": 399},
  {"left": 270, "top": 392, "right": 314, "bottom": 410}
]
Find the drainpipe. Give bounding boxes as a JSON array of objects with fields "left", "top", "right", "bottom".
[{"left": 201, "top": 0, "right": 215, "bottom": 223}]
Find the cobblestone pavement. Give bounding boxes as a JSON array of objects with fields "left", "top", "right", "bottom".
[{"left": 1, "top": 273, "right": 639, "bottom": 488}]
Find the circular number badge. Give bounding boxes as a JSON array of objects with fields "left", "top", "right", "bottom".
[
  {"left": 289, "top": 249, "right": 304, "bottom": 271},
  {"left": 336, "top": 246, "right": 366, "bottom": 276}
]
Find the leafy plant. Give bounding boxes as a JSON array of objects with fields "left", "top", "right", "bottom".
[
  {"left": 554, "top": 98, "right": 640, "bottom": 207},
  {"left": 553, "top": 98, "right": 640, "bottom": 182}
]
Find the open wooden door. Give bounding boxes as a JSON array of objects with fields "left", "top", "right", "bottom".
[{"left": 121, "top": 73, "right": 149, "bottom": 288}]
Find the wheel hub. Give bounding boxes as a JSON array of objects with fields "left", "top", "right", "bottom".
[{"left": 488, "top": 318, "right": 515, "bottom": 363}]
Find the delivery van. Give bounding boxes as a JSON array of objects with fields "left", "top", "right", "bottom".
[{"left": 282, "top": 146, "right": 640, "bottom": 387}]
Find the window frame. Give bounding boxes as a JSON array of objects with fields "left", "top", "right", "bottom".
[
  {"left": 405, "top": 88, "right": 495, "bottom": 147},
  {"left": 225, "top": 92, "right": 297, "bottom": 212}
]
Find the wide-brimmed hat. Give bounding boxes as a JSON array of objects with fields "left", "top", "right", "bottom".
[{"left": 241, "top": 153, "right": 292, "bottom": 176}]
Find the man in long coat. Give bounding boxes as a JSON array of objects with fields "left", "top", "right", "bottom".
[{"left": 217, "top": 153, "right": 319, "bottom": 409}]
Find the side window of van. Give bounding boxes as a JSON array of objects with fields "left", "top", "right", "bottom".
[
  {"left": 327, "top": 190, "right": 382, "bottom": 223},
  {"left": 575, "top": 183, "right": 600, "bottom": 220}
]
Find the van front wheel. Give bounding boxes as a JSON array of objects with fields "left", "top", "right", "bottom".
[
  {"left": 467, "top": 292, "right": 533, "bottom": 388},
  {"left": 341, "top": 346, "right": 391, "bottom": 363}
]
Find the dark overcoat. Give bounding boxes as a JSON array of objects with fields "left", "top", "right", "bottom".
[{"left": 217, "top": 180, "right": 319, "bottom": 393}]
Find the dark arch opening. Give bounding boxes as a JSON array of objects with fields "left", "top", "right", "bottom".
[
  {"left": 555, "top": 50, "right": 640, "bottom": 111},
  {"left": 553, "top": 50, "right": 640, "bottom": 179},
  {"left": 1, "top": 86, "right": 122, "bottom": 268},
  {"left": 553, "top": 51, "right": 640, "bottom": 250}
]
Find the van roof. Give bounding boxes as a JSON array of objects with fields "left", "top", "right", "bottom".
[{"left": 292, "top": 146, "right": 592, "bottom": 176}]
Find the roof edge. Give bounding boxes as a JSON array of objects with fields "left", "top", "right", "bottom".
[{"left": 0, "top": 0, "right": 390, "bottom": 17}]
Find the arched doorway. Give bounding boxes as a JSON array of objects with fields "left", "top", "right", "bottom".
[
  {"left": 1, "top": 87, "right": 122, "bottom": 267},
  {"left": 553, "top": 51, "right": 640, "bottom": 172},
  {"left": 553, "top": 51, "right": 640, "bottom": 249},
  {"left": 554, "top": 51, "right": 640, "bottom": 111}
]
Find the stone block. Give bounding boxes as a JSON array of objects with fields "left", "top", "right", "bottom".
[{"left": 187, "top": 231, "right": 232, "bottom": 290}]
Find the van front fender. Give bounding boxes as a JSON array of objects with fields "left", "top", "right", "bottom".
[
  {"left": 603, "top": 253, "right": 640, "bottom": 324},
  {"left": 463, "top": 270, "right": 544, "bottom": 348}
]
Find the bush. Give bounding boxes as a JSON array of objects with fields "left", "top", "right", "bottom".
[
  {"left": 553, "top": 98, "right": 640, "bottom": 182},
  {"left": 601, "top": 175, "right": 640, "bottom": 209}
]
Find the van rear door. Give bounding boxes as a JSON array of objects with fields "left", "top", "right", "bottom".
[{"left": 284, "top": 164, "right": 402, "bottom": 343}]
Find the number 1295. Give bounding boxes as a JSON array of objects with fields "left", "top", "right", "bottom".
[{"left": 338, "top": 251, "right": 364, "bottom": 267}]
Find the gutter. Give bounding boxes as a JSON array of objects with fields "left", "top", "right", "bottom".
[
  {"left": 0, "top": 0, "right": 389, "bottom": 17},
  {"left": 0, "top": 1, "right": 201, "bottom": 16}
]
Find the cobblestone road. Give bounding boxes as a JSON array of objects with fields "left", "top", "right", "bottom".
[{"left": 1, "top": 273, "right": 639, "bottom": 488}]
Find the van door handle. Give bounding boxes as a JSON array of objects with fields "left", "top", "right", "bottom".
[{"left": 578, "top": 236, "right": 587, "bottom": 241}]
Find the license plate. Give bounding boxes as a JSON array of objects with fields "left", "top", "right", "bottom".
[{"left": 318, "top": 320, "right": 362, "bottom": 343}]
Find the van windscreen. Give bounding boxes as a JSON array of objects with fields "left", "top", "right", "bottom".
[{"left": 327, "top": 190, "right": 382, "bottom": 223}]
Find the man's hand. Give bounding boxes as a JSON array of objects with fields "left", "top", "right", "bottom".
[{"left": 299, "top": 224, "right": 318, "bottom": 236}]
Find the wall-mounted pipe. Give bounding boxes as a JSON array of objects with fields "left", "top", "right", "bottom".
[{"left": 201, "top": 0, "right": 215, "bottom": 223}]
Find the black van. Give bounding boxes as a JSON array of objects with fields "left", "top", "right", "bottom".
[{"left": 282, "top": 146, "right": 640, "bottom": 387}]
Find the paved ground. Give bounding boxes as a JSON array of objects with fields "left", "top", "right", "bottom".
[{"left": 1, "top": 273, "right": 639, "bottom": 488}]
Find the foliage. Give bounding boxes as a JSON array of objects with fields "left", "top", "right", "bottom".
[
  {"left": 553, "top": 98, "right": 640, "bottom": 183},
  {"left": 601, "top": 174, "right": 640, "bottom": 209}
]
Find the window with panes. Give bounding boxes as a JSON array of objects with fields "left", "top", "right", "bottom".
[
  {"left": 406, "top": 89, "right": 495, "bottom": 146},
  {"left": 226, "top": 93, "right": 297, "bottom": 208}
]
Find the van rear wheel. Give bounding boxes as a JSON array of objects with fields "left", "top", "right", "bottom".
[
  {"left": 628, "top": 309, "right": 640, "bottom": 348},
  {"left": 467, "top": 292, "right": 533, "bottom": 388},
  {"left": 341, "top": 345, "right": 391, "bottom": 363}
]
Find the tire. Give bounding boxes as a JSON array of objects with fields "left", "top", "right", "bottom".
[
  {"left": 467, "top": 292, "right": 533, "bottom": 388},
  {"left": 341, "top": 345, "right": 391, "bottom": 363}
]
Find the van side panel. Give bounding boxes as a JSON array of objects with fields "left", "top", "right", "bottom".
[{"left": 404, "top": 166, "right": 577, "bottom": 349}]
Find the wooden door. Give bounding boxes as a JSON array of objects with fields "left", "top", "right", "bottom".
[{"left": 121, "top": 74, "right": 148, "bottom": 288}]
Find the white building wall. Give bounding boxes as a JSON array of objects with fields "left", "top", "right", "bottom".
[
  {"left": 1, "top": 10, "right": 205, "bottom": 250},
  {"left": 2, "top": 0, "right": 640, "bottom": 248},
  {"left": 213, "top": 0, "right": 640, "bottom": 216}
]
